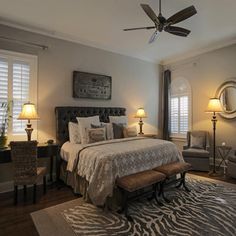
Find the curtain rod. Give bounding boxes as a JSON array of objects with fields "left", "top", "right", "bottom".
[{"left": 0, "top": 36, "right": 48, "bottom": 50}]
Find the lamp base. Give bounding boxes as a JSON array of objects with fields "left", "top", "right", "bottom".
[{"left": 25, "top": 122, "right": 33, "bottom": 141}]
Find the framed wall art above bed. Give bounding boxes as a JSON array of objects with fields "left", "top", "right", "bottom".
[{"left": 73, "top": 71, "right": 112, "bottom": 100}]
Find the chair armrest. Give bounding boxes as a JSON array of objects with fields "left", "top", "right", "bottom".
[
  {"left": 206, "top": 146, "right": 211, "bottom": 152},
  {"left": 183, "top": 145, "right": 189, "bottom": 150}
]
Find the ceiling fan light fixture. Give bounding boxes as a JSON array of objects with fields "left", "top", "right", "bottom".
[{"left": 123, "top": 0, "right": 197, "bottom": 44}]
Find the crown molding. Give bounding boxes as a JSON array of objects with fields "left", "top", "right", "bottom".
[{"left": 161, "top": 37, "right": 236, "bottom": 66}]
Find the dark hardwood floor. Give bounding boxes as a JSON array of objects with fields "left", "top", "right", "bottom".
[
  {"left": 190, "top": 170, "right": 236, "bottom": 184},
  {"left": 0, "top": 173, "right": 235, "bottom": 236},
  {"left": 0, "top": 184, "right": 77, "bottom": 236}
]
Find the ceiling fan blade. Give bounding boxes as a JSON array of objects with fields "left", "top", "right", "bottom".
[
  {"left": 140, "top": 4, "right": 160, "bottom": 25},
  {"left": 166, "top": 5, "right": 197, "bottom": 25},
  {"left": 165, "top": 26, "right": 191, "bottom": 37},
  {"left": 149, "top": 30, "right": 159, "bottom": 44},
  {"left": 123, "top": 26, "right": 156, "bottom": 31}
]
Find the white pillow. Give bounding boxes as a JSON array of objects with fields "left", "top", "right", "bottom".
[
  {"left": 76, "top": 116, "right": 100, "bottom": 144},
  {"left": 109, "top": 116, "right": 128, "bottom": 126},
  {"left": 68, "top": 122, "right": 81, "bottom": 144},
  {"left": 101, "top": 122, "right": 114, "bottom": 140}
]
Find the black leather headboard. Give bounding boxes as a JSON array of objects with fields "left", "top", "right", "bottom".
[{"left": 55, "top": 106, "right": 126, "bottom": 145}]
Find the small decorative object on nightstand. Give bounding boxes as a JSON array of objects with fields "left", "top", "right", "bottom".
[
  {"left": 18, "top": 102, "right": 39, "bottom": 141},
  {"left": 135, "top": 108, "right": 147, "bottom": 135},
  {"left": 205, "top": 98, "right": 223, "bottom": 176}
]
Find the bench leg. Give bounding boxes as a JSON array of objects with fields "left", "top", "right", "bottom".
[
  {"left": 153, "top": 184, "right": 164, "bottom": 206},
  {"left": 159, "top": 181, "right": 171, "bottom": 203},
  {"left": 118, "top": 189, "right": 133, "bottom": 222},
  {"left": 176, "top": 172, "right": 191, "bottom": 192}
]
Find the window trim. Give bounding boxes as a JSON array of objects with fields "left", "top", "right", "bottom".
[
  {"left": 0, "top": 49, "right": 38, "bottom": 141},
  {"left": 169, "top": 77, "right": 192, "bottom": 139}
]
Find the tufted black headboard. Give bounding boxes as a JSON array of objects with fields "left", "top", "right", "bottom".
[{"left": 55, "top": 106, "right": 126, "bottom": 145}]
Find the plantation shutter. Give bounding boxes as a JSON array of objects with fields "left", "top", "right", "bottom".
[
  {"left": 12, "top": 61, "right": 30, "bottom": 134},
  {"left": 170, "top": 96, "right": 189, "bottom": 135},
  {"left": 0, "top": 58, "right": 8, "bottom": 132},
  {"left": 179, "top": 96, "right": 188, "bottom": 134},
  {"left": 170, "top": 97, "right": 179, "bottom": 134}
]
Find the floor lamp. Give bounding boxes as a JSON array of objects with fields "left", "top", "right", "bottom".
[{"left": 206, "top": 98, "right": 223, "bottom": 176}]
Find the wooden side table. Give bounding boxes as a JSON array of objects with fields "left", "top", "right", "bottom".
[{"left": 216, "top": 145, "right": 232, "bottom": 174}]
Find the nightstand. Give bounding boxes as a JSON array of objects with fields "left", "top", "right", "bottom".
[{"left": 139, "top": 134, "right": 158, "bottom": 139}]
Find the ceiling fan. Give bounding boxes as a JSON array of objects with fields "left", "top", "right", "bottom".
[{"left": 123, "top": 0, "right": 197, "bottom": 43}]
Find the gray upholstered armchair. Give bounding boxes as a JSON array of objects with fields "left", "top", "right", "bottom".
[
  {"left": 228, "top": 150, "right": 236, "bottom": 179},
  {"left": 182, "top": 131, "right": 210, "bottom": 171}
]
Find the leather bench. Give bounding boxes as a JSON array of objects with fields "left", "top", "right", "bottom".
[
  {"left": 117, "top": 170, "right": 166, "bottom": 221},
  {"left": 153, "top": 162, "right": 192, "bottom": 202}
]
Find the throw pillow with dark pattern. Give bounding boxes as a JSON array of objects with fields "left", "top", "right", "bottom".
[{"left": 87, "top": 128, "right": 106, "bottom": 143}]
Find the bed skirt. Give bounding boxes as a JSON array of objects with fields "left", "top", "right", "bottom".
[{"left": 60, "top": 161, "right": 123, "bottom": 209}]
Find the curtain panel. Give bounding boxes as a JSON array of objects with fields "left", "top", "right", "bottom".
[{"left": 163, "top": 69, "right": 171, "bottom": 140}]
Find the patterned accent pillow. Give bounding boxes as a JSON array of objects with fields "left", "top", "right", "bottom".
[
  {"left": 123, "top": 126, "right": 137, "bottom": 138},
  {"left": 87, "top": 128, "right": 106, "bottom": 144},
  {"left": 92, "top": 123, "right": 114, "bottom": 140},
  {"left": 76, "top": 116, "right": 100, "bottom": 144},
  {"left": 190, "top": 135, "right": 204, "bottom": 149},
  {"left": 68, "top": 122, "right": 81, "bottom": 144},
  {"left": 112, "top": 123, "right": 125, "bottom": 139}
]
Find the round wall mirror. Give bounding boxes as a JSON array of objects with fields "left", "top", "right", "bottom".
[{"left": 216, "top": 80, "right": 236, "bottom": 119}]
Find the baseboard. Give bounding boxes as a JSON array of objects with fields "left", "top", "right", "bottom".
[{"left": 0, "top": 173, "right": 56, "bottom": 193}]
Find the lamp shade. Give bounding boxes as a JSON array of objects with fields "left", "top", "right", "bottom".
[
  {"left": 135, "top": 108, "right": 147, "bottom": 118},
  {"left": 206, "top": 98, "right": 223, "bottom": 113},
  {"left": 18, "top": 102, "right": 40, "bottom": 120}
]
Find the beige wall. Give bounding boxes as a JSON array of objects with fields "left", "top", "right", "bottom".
[
  {"left": 0, "top": 24, "right": 161, "bottom": 186},
  {"left": 167, "top": 44, "right": 236, "bottom": 153}
]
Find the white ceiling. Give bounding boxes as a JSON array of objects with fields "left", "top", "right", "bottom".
[{"left": 0, "top": 0, "right": 236, "bottom": 64}]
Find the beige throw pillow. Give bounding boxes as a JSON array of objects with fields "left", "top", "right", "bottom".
[
  {"left": 123, "top": 127, "right": 137, "bottom": 138},
  {"left": 190, "top": 135, "right": 204, "bottom": 149},
  {"left": 87, "top": 128, "right": 106, "bottom": 144},
  {"left": 68, "top": 122, "right": 81, "bottom": 144}
]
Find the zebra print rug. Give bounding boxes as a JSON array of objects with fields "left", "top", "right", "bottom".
[{"left": 62, "top": 177, "right": 236, "bottom": 236}]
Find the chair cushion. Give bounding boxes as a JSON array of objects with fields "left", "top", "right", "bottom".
[
  {"left": 228, "top": 155, "right": 236, "bottom": 163},
  {"left": 117, "top": 170, "right": 166, "bottom": 192},
  {"left": 153, "top": 162, "right": 192, "bottom": 177},
  {"left": 182, "top": 148, "right": 210, "bottom": 158}
]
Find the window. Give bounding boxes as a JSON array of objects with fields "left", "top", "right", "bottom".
[
  {"left": 170, "top": 77, "right": 191, "bottom": 138},
  {"left": 0, "top": 50, "right": 37, "bottom": 140}
]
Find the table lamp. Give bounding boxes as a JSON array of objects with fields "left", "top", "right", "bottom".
[
  {"left": 18, "top": 102, "right": 40, "bottom": 141},
  {"left": 205, "top": 98, "right": 223, "bottom": 176},
  {"left": 135, "top": 108, "right": 147, "bottom": 135}
]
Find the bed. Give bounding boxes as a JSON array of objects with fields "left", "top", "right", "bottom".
[{"left": 55, "top": 106, "right": 183, "bottom": 206}]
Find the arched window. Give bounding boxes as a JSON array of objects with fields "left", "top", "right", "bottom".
[{"left": 170, "top": 77, "right": 191, "bottom": 138}]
